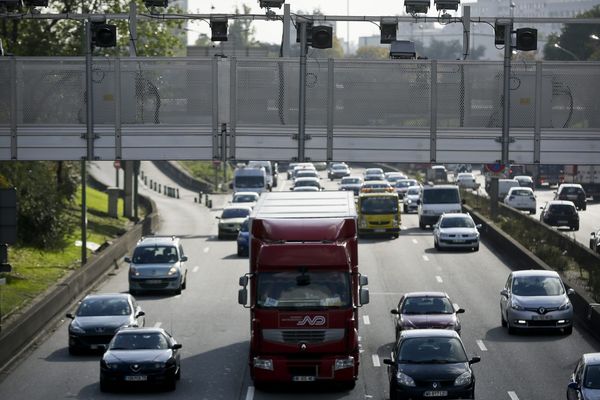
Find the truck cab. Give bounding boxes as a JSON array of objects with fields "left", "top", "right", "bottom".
[{"left": 357, "top": 192, "right": 401, "bottom": 238}]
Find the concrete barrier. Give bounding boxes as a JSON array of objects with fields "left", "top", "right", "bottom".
[
  {"left": 464, "top": 203, "right": 600, "bottom": 339},
  {"left": 0, "top": 180, "right": 160, "bottom": 371},
  {"left": 152, "top": 161, "right": 213, "bottom": 193}
]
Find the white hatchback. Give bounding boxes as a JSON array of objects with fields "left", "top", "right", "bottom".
[
  {"left": 455, "top": 173, "right": 478, "bottom": 189},
  {"left": 433, "top": 213, "right": 481, "bottom": 251},
  {"left": 504, "top": 187, "right": 536, "bottom": 214}
]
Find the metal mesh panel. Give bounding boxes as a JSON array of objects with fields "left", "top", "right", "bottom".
[
  {"left": 119, "top": 58, "right": 213, "bottom": 125},
  {"left": 542, "top": 62, "right": 600, "bottom": 130},
  {"left": 333, "top": 60, "right": 431, "bottom": 127},
  {"left": 235, "top": 59, "right": 328, "bottom": 127},
  {"left": 459, "top": 62, "right": 504, "bottom": 128},
  {"left": 0, "top": 59, "right": 10, "bottom": 124},
  {"left": 19, "top": 58, "right": 85, "bottom": 124}
]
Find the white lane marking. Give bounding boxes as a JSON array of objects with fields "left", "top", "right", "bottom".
[
  {"left": 192, "top": 266, "right": 199, "bottom": 273},
  {"left": 372, "top": 354, "right": 381, "bottom": 367},
  {"left": 435, "top": 275, "right": 443, "bottom": 283},
  {"left": 153, "top": 322, "right": 162, "bottom": 328},
  {"left": 203, "top": 247, "right": 210, "bottom": 253},
  {"left": 363, "top": 315, "right": 371, "bottom": 325},
  {"left": 412, "top": 239, "right": 418, "bottom": 244},
  {"left": 476, "top": 340, "right": 488, "bottom": 351},
  {"left": 508, "top": 391, "right": 519, "bottom": 400},
  {"left": 422, "top": 255, "right": 429, "bottom": 262},
  {"left": 245, "top": 386, "right": 255, "bottom": 400}
]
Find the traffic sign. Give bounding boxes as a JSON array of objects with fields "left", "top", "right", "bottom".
[
  {"left": 485, "top": 163, "right": 506, "bottom": 173},
  {"left": 113, "top": 160, "right": 121, "bottom": 169}
]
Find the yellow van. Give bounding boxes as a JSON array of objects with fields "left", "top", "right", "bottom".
[{"left": 357, "top": 192, "right": 401, "bottom": 238}]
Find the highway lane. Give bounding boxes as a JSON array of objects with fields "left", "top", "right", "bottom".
[{"left": 0, "top": 164, "right": 598, "bottom": 399}]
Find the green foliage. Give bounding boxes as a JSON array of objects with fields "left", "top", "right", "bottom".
[
  {"left": 0, "top": 0, "right": 184, "bottom": 56},
  {"left": 229, "top": 5, "right": 257, "bottom": 47},
  {"left": 416, "top": 38, "right": 486, "bottom": 60},
  {"left": 354, "top": 46, "right": 390, "bottom": 60},
  {"left": 0, "top": 161, "right": 79, "bottom": 248},
  {"left": 543, "top": 5, "right": 600, "bottom": 61}
]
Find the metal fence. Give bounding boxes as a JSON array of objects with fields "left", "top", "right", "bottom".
[{"left": 1, "top": 56, "right": 599, "bottom": 162}]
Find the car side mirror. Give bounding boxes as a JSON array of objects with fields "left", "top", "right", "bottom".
[
  {"left": 172, "top": 343, "right": 183, "bottom": 350},
  {"left": 539, "top": 206, "right": 544, "bottom": 209},
  {"left": 416, "top": 199, "right": 421, "bottom": 205},
  {"left": 390, "top": 309, "right": 399, "bottom": 315},
  {"left": 500, "top": 289, "right": 508, "bottom": 297},
  {"left": 469, "top": 356, "right": 481, "bottom": 365},
  {"left": 289, "top": 187, "right": 293, "bottom": 190},
  {"left": 66, "top": 313, "right": 74, "bottom": 319},
  {"left": 98, "top": 344, "right": 107, "bottom": 352},
  {"left": 456, "top": 308, "right": 465, "bottom": 314},
  {"left": 433, "top": 224, "right": 438, "bottom": 229},
  {"left": 124, "top": 256, "right": 131, "bottom": 263},
  {"left": 136, "top": 310, "right": 145, "bottom": 317},
  {"left": 215, "top": 216, "right": 220, "bottom": 219},
  {"left": 180, "top": 256, "right": 188, "bottom": 262},
  {"left": 568, "top": 382, "right": 580, "bottom": 390},
  {"left": 592, "top": 232, "right": 597, "bottom": 238},
  {"left": 383, "top": 359, "right": 394, "bottom": 366},
  {"left": 476, "top": 224, "right": 482, "bottom": 229},
  {"left": 567, "top": 288, "right": 575, "bottom": 296}
]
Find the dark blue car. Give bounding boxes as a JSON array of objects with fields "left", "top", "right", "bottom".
[{"left": 237, "top": 218, "right": 250, "bottom": 257}]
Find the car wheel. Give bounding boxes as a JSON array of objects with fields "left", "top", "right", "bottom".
[
  {"left": 434, "top": 240, "right": 440, "bottom": 250},
  {"left": 129, "top": 289, "right": 137, "bottom": 296},
  {"left": 572, "top": 224, "right": 579, "bottom": 231},
  {"left": 389, "top": 385, "right": 400, "bottom": 400},
  {"left": 338, "top": 380, "right": 356, "bottom": 391},
  {"left": 582, "top": 205, "right": 587, "bottom": 211},
  {"left": 181, "top": 275, "right": 187, "bottom": 290},
  {"left": 68, "top": 345, "right": 80, "bottom": 356},
  {"left": 100, "top": 378, "right": 111, "bottom": 392},
  {"left": 174, "top": 286, "right": 182, "bottom": 296},
  {"left": 501, "top": 311, "right": 507, "bottom": 327},
  {"left": 403, "top": 205, "right": 408, "bottom": 213},
  {"left": 393, "top": 233, "right": 399, "bottom": 239},
  {"left": 529, "top": 209, "right": 536, "bottom": 215},
  {"left": 218, "top": 232, "right": 223, "bottom": 240},
  {"left": 473, "top": 245, "right": 479, "bottom": 252},
  {"left": 564, "top": 326, "right": 573, "bottom": 335},
  {"left": 176, "top": 368, "right": 181, "bottom": 381},
  {"left": 507, "top": 320, "right": 516, "bottom": 334},
  {"left": 237, "top": 247, "right": 243, "bottom": 256},
  {"left": 419, "top": 220, "right": 426, "bottom": 230},
  {"left": 165, "top": 377, "right": 176, "bottom": 391}
]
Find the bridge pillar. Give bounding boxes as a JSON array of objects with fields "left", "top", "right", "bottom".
[{"left": 123, "top": 161, "right": 134, "bottom": 218}]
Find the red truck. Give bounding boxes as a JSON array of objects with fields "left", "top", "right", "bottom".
[{"left": 237, "top": 191, "right": 369, "bottom": 389}]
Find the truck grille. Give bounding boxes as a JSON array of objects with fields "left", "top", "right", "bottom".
[{"left": 263, "top": 329, "right": 344, "bottom": 344}]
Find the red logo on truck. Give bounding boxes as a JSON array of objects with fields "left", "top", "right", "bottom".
[
  {"left": 280, "top": 314, "right": 328, "bottom": 328},
  {"left": 297, "top": 316, "right": 326, "bottom": 326}
]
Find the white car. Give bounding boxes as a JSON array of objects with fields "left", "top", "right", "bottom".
[
  {"left": 403, "top": 185, "right": 422, "bottom": 213},
  {"left": 291, "top": 177, "right": 322, "bottom": 191},
  {"left": 504, "top": 187, "right": 536, "bottom": 214},
  {"left": 433, "top": 213, "right": 481, "bottom": 251},
  {"left": 455, "top": 173, "right": 478, "bottom": 189},
  {"left": 231, "top": 191, "right": 259, "bottom": 204},
  {"left": 294, "top": 169, "right": 320, "bottom": 181}
]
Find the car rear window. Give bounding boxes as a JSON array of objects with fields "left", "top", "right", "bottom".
[{"left": 549, "top": 204, "right": 576, "bottom": 214}]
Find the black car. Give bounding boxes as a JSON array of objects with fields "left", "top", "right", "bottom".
[
  {"left": 540, "top": 200, "right": 579, "bottom": 231},
  {"left": 555, "top": 184, "right": 587, "bottom": 211},
  {"left": 391, "top": 292, "right": 465, "bottom": 340},
  {"left": 66, "top": 293, "right": 145, "bottom": 354},
  {"left": 384, "top": 329, "right": 480, "bottom": 400},
  {"left": 590, "top": 229, "right": 600, "bottom": 254},
  {"left": 567, "top": 353, "right": 600, "bottom": 400},
  {"left": 100, "top": 327, "right": 182, "bottom": 392}
]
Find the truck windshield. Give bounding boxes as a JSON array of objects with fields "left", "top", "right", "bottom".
[
  {"left": 360, "top": 197, "right": 398, "bottom": 214},
  {"left": 235, "top": 176, "right": 264, "bottom": 188},
  {"left": 422, "top": 189, "right": 460, "bottom": 204},
  {"left": 257, "top": 271, "right": 351, "bottom": 309}
]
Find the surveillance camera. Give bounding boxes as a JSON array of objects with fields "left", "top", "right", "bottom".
[
  {"left": 258, "top": 0, "right": 284, "bottom": 8},
  {"left": 389, "top": 40, "right": 417, "bottom": 59},
  {"left": 434, "top": 0, "right": 460, "bottom": 11},
  {"left": 404, "top": 0, "right": 430, "bottom": 14}
]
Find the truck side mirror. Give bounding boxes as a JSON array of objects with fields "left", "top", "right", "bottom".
[
  {"left": 360, "top": 287, "right": 370, "bottom": 306},
  {"left": 238, "top": 288, "right": 248, "bottom": 305},
  {"left": 359, "top": 275, "right": 369, "bottom": 286},
  {"left": 239, "top": 276, "right": 248, "bottom": 287}
]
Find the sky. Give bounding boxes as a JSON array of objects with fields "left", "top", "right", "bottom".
[{"left": 185, "top": 0, "right": 473, "bottom": 46}]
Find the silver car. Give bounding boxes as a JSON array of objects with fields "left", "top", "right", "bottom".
[
  {"left": 500, "top": 270, "right": 574, "bottom": 334},
  {"left": 433, "top": 213, "right": 481, "bottom": 252},
  {"left": 402, "top": 185, "right": 421, "bottom": 213}
]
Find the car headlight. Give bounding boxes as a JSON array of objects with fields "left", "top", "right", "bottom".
[
  {"left": 167, "top": 266, "right": 178, "bottom": 276},
  {"left": 454, "top": 371, "right": 472, "bottom": 386},
  {"left": 511, "top": 301, "right": 525, "bottom": 311},
  {"left": 396, "top": 371, "right": 416, "bottom": 387},
  {"left": 558, "top": 300, "right": 571, "bottom": 310},
  {"left": 69, "top": 322, "right": 85, "bottom": 334},
  {"left": 129, "top": 266, "right": 140, "bottom": 277},
  {"left": 101, "top": 359, "right": 119, "bottom": 370},
  {"left": 406, "top": 199, "right": 412, "bottom": 204}
]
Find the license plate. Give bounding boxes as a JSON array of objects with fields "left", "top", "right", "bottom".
[
  {"left": 145, "top": 279, "right": 162, "bottom": 284},
  {"left": 424, "top": 390, "right": 448, "bottom": 397},
  {"left": 532, "top": 315, "right": 552, "bottom": 320},
  {"left": 125, "top": 375, "right": 147, "bottom": 382},
  {"left": 90, "top": 344, "right": 99, "bottom": 350},
  {"left": 374, "top": 229, "right": 386, "bottom": 233},
  {"left": 453, "top": 240, "right": 465, "bottom": 243},
  {"left": 292, "top": 376, "right": 316, "bottom": 382}
]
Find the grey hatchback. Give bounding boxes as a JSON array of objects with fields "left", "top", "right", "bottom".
[{"left": 500, "top": 270, "right": 574, "bottom": 334}]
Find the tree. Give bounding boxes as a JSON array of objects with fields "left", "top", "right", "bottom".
[
  {"left": 228, "top": 4, "right": 257, "bottom": 47},
  {"left": 417, "top": 38, "right": 485, "bottom": 60},
  {"left": 355, "top": 46, "right": 389, "bottom": 60},
  {"left": 543, "top": 5, "right": 600, "bottom": 61},
  {"left": 0, "top": 0, "right": 184, "bottom": 56}
]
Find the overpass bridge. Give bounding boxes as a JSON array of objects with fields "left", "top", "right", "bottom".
[{"left": 1, "top": 56, "right": 599, "bottom": 163}]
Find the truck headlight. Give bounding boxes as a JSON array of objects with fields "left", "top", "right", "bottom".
[
  {"left": 334, "top": 356, "right": 354, "bottom": 370},
  {"left": 253, "top": 357, "right": 273, "bottom": 371}
]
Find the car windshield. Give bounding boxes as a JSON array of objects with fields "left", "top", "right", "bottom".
[
  {"left": 512, "top": 276, "right": 565, "bottom": 296},
  {"left": 584, "top": 365, "right": 600, "bottom": 389},
  {"left": 398, "top": 337, "right": 468, "bottom": 363},
  {"left": 257, "top": 271, "right": 351, "bottom": 309},
  {"left": 548, "top": 205, "right": 576, "bottom": 215},
  {"left": 110, "top": 332, "right": 169, "bottom": 350},
  {"left": 423, "top": 189, "right": 460, "bottom": 204},
  {"left": 458, "top": 174, "right": 473, "bottom": 179},
  {"left": 360, "top": 197, "right": 398, "bottom": 214},
  {"left": 77, "top": 298, "right": 131, "bottom": 316},
  {"left": 332, "top": 164, "right": 347, "bottom": 170},
  {"left": 407, "top": 188, "right": 421, "bottom": 195},
  {"left": 235, "top": 176, "right": 264, "bottom": 188},
  {"left": 341, "top": 178, "right": 361, "bottom": 184},
  {"left": 440, "top": 217, "right": 475, "bottom": 228},
  {"left": 401, "top": 297, "right": 454, "bottom": 315},
  {"left": 132, "top": 246, "right": 179, "bottom": 264},
  {"left": 366, "top": 169, "right": 383, "bottom": 175},
  {"left": 510, "top": 189, "right": 532, "bottom": 196},
  {"left": 297, "top": 171, "right": 318, "bottom": 178},
  {"left": 396, "top": 180, "right": 416, "bottom": 188},
  {"left": 295, "top": 180, "right": 319, "bottom": 187},
  {"left": 562, "top": 187, "right": 582, "bottom": 195},
  {"left": 233, "top": 194, "right": 257, "bottom": 203},
  {"left": 222, "top": 208, "right": 251, "bottom": 219}
]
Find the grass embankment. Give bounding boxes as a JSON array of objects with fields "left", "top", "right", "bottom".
[
  {"left": 178, "top": 161, "right": 233, "bottom": 192},
  {"left": 462, "top": 189, "right": 600, "bottom": 301},
  {"left": 1, "top": 187, "right": 136, "bottom": 321}
]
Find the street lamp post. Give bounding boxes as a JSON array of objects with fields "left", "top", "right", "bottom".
[{"left": 554, "top": 43, "right": 580, "bottom": 60}]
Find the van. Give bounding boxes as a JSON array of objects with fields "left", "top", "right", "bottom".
[
  {"left": 232, "top": 167, "right": 268, "bottom": 194},
  {"left": 247, "top": 161, "right": 278, "bottom": 189},
  {"left": 497, "top": 179, "right": 521, "bottom": 200},
  {"left": 418, "top": 185, "right": 462, "bottom": 229}
]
